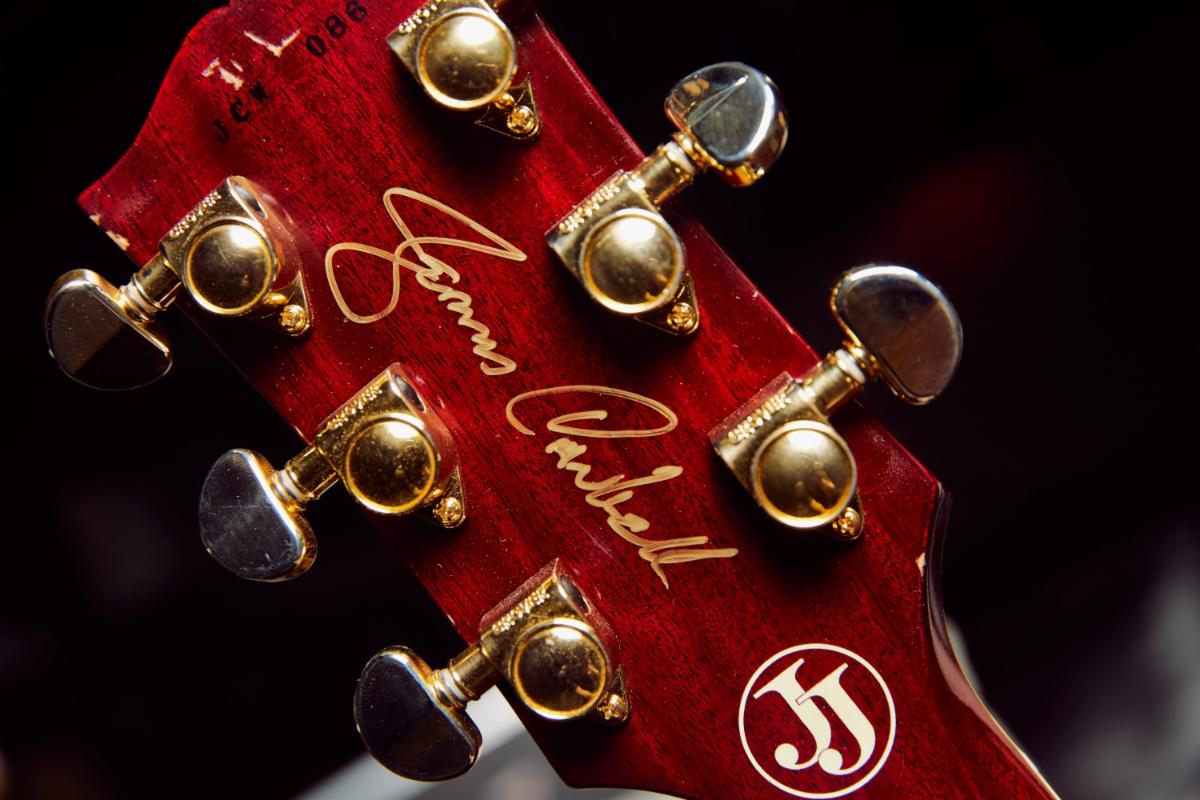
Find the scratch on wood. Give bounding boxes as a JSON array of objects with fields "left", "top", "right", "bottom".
[
  {"left": 201, "top": 58, "right": 245, "bottom": 90},
  {"left": 105, "top": 230, "right": 131, "bottom": 251},
  {"left": 90, "top": 212, "right": 130, "bottom": 250},
  {"left": 916, "top": 552, "right": 926, "bottom": 576},
  {"left": 244, "top": 29, "right": 301, "bottom": 58}
]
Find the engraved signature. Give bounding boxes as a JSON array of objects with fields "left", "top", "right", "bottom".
[
  {"left": 326, "top": 188, "right": 523, "bottom": 376},
  {"left": 506, "top": 385, "right": 738, "bottom": 589}
]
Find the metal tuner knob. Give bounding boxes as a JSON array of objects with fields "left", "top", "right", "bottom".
[
  {"left": 198, "top": 364, "right": 466, "bottom": 582},
  {"left": 547, "top": 62, "right": 788, "bottom": 335},
  {"left": 354, "top": 562, "right": 628, "bottom": 780},
  {"left": 387, "top": 0, "right": 539, "bottom": 140},
  {"left": 45, "top": 177, "right": 312, "bottom": 390},
  {"left": 710, "top": 265, "right": 962, "bottom": 538}
]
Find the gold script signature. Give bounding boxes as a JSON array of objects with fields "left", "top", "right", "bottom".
[
  {"left": 325, "top": 188, "right": 522, "bottom": 376},
  {"left": 506, "top": 385, "right": 738, "bottom": 589}
]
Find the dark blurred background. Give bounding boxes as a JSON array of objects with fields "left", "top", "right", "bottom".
[{"left": 3, "top": 1, "right": 1198, "bottom": 798}]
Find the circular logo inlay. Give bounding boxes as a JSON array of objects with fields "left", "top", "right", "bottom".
[{"left": 738, "top": 644, "right": 895, "bottom": 798}]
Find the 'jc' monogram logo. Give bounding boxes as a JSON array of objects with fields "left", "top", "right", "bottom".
[{"left": 738, "top": 644, "right": 896, "bottom": 798}]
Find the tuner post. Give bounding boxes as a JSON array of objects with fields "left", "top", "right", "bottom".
[
  {"left": 709, "top": 265, "right": 962, "bottom": 538},
  {"left": 355, "top": 561, "right": 628, "bottom": 781},
  {"left": 45, "top": 176, "right": 313, "bottom": 391},
  {"left": 546, "top": 62, "right": 788, "bottom": 335},
  {"left": 388, "top": 0, "right": 540, "bottom": 141},
  {"left": 199, "top": 364, "right": 467, "bottom": 582}
]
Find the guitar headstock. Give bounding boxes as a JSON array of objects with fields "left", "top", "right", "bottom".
[{"left": 46, "top": 1, "right": 1057, "bottom": 797}]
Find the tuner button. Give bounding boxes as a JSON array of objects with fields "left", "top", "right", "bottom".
[
  {"left": 510, "top": 618, "right": 611, "bottom": 720},
  {"left": 342, "top": 415, "right": 439, "bottom": 515},
  {"left": 45, "top": 269, "right": 172, "bottom": 390},
  {"left": 579, "top": 208, "right": 685, "bottom": 316},
  {"left": 182, "top": 222, "right": 275, "bottom": 316},
  {"left": 389, "top": 1, "right": 539, "bottom": 141},
  {"left": 416, "top": 8, "right": 516, "bottom": 110},
  {"left": 665, "top": 62, "right": 788, "bottom": 187},
  {"left": 198, "top": 449, "right": 317, "bottom": 582},
  {"left": 314, "top": 365, "right": 466, "bottom": 529},
  {"left": 355, "top": 647, "right": 482, "bottom": 781},
  {"left": 832, "top": 265, "right": 963, "bottom": 404},
  {"left": 750, "top": 420, "right": 857, "bottom": 531},
  {"left": 160, "top": 176, "right": 313, "bottom": 334}
]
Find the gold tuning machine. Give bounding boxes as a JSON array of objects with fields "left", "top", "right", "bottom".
[
  {"left": 198, "top": 364, "right": 466, "bottom": 582},
  {"left": 45, "top": 176, "right": 312, "bottom": 391},
  {"left": 354, "top": 561, "right": 628, "bottom": 781},
  {"left": 387, "top": 0, "right": 539, "bottom": 141},
  {"left": 546, "top": 62, "right": 788, "bottom": 335},
  {"left": 710, "top": 265, "right": 963, "bottom": 539}
]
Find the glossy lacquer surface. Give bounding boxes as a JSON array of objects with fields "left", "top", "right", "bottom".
[{"left": 77, "top": 1, "right": 1056, "bottom": 797}]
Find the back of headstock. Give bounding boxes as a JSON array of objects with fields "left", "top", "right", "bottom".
[{"left": 54, "top": 0, "right": 1057, "bottom": 796}]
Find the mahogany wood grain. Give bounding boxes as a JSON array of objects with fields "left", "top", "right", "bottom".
[{"left": 76, "top": 1, "right": 1056, "bottom": 796}]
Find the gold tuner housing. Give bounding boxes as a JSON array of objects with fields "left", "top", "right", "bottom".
[
  {"left": 45, "top": 176, "right": 312, "bottom": 391},
  {"left": 709, "top": 265, "right": 962, "bottom": 538},
  {"left": 388, "top": 0, "right": 539, "bottom": 141},
  {"left": 546, "top": 62, "right": 788, "bottom": 336},
  {"left": 198, "top": 364, "right": 466, "bottom": 582},
  {"left": 354, "top": 561, "right": 628, "bottom": 781}
]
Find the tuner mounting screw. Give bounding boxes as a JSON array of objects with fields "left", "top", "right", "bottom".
[
  {"left": 595, "top": 675, "right": 630, "bottom": 724},
  {"left": 831, "top": 507, "right": 864, "bottom": 540},
  {"left": 665, "top": 301, "right": 699, "bottom": 334},
  {"left": 279, "top": 304, "right": 308, "bottom": 334},
  {"left": 507, "top": 104, "right": 537, "bottom": 137},
  {"left": 433, "top": 495, "right": 465, "bottom": 528}
]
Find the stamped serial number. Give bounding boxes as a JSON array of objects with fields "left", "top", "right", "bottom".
[{"left": 205, "top": 0, "right": 370, "bottom": 143}]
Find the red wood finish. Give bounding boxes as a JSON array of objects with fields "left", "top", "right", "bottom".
[{"left": 76, "top": 1, "right": 1055, "bottom": 797}]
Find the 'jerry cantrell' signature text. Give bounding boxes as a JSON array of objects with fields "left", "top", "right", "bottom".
[
  {"left": 325, "top": 188, "right": 522, "bottom": 375},
  {"left": 506, "top": 385, "right": 738, "bottom": 589}
]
